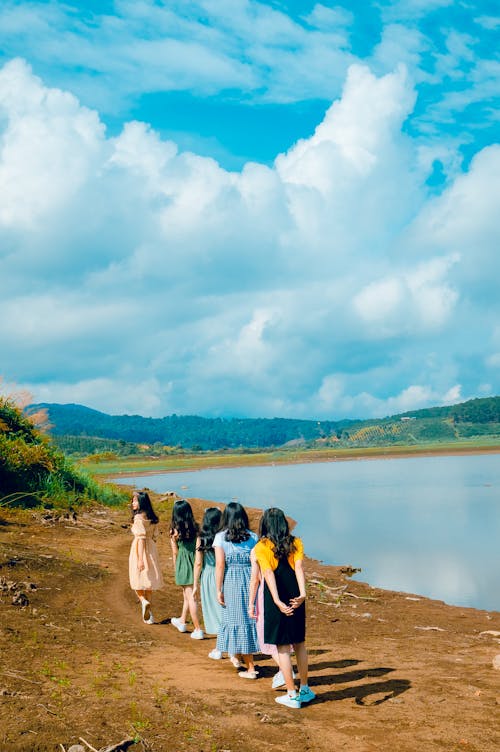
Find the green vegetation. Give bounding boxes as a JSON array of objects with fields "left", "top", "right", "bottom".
[
  {"left": 0, "top": 391, "right": 126, "bottom": 509},
  {"left": 328, "top": 397, "right": 500, "bottom": 449},
  {"left": 34, "top": 401, "right": 348, "bottom": 450},
  {"left": 9, "top": 395, "right": 497, "bottom": 477},
  {"left": 37, "top": 396, "right": 500, "bottom": 457},
  {"left": 82, "top": 437, "right": 500, "bottom": 476}
]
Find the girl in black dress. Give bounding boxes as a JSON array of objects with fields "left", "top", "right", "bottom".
[{"left": 252, "top": 507, "right": 315, "bottom": 708}]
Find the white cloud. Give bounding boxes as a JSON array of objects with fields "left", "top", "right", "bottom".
[
  {"left": 382, "top": 0, "right": 454, "bottom": 22},
  {"left": 315, "top": 377, "right": 462, "bottom": 419},
  {"left": 0, "top": 0, "right": 354, "bottom": 109},
  {"left": 475, "top": 16, "right": 500, "bottom": 31},
  {"left": 407, "top": 145, "right": 500, "bottom": 300},
  {"left": 0, "top": 58, "right": 498, "bottom": 418},
  {"left": 28, "top": 377, "right": 165, "bottom": 417},
  {"left": 352, "top": 254, "right": 459, "bottom": 335},
  {"left": 0, "top": 58, "right": 105, "bottom": 227}
]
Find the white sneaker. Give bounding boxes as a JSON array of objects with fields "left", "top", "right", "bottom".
[
  {"left": 141, "top": 600, "right": 151, "bottom": 622},
  {"left": 191, "top": 629, "right": 204, "bottom": 640},
  {"left": 238, "top": 670, "right": 258, "bottom": 679},
  {"left": 171, "top": 617, "right": 187, "bottom": 633},
  {"left": 208, "top": 649, "right": 222, "bottom": 660},
  {"left": 275, "top": 693, "right": 301, "bottom": 709},
  {"left": 229, "top": 654, "right": 242, "bottom": 668},
  {"left": 272, "top": 670, "right": 285, "bottom": 689},
  {"left": 272, "top": 669, "right": 296, "bottom": 689}
]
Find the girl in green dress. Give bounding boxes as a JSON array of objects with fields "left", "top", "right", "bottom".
[{"left": 170, "top": 499, "right": 204, "bottom": 639}]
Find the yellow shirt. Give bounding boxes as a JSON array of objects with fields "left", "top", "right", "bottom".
[{"left": 254, "top": 537, "right": 304, "bottom": 572}]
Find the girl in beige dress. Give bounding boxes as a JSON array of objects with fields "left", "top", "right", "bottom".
[{"left": 129, "top": 491, "right": 163, "bottom": 624}]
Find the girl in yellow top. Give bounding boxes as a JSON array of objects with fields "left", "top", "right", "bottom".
[{"left": 251, "top": 507, "right": 315, "bottom": 709}]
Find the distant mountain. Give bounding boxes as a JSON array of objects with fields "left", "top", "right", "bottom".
[
  {"left": 34, "top": 402, "right": 350, "bottom": 450},
  {"left": 32, "top": 396, "right": 500, "bottom": 453}
]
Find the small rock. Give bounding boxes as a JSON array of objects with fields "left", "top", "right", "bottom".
[
  {"left": 492, "top": 654, "right": 500, "bottom": 670},
  {"left": 415, "top": 625, "right": 446, "bottom": 632},
  {"left": 479, "top": 630, "right": 500, "bottom": 638},
  {"left": 68, "top": 746, "right": 86, "bottom": 752},
  {"left": 12, "top": 592, "right": 29, "bottom": 607}
]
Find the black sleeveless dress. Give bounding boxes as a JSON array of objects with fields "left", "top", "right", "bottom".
[{"left": 263, "top": 556, "right": 306, "bottom": 645}]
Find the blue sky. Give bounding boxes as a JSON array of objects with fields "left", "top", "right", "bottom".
[{"left": 0, "top": 0, "right": 499, "bottom": 419}]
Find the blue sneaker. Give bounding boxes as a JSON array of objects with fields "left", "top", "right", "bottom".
[{"left": 299, "top": 686, "right": 316, "bottom": 703}]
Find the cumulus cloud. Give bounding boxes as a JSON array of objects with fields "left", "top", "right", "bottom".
[
  {"left": 353, "top": 254, "right": 460, "bottom": 335},
  {"left": 0, "top": 58, "right": 498, "bottom": 418},
  {"left": 0, "top": 0, "right": 354, "bottom": 109},
  {"left": 0, "top": 58, "right": 105, "bottom": 228}
]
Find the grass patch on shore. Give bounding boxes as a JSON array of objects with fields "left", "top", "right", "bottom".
[
  {"left": 0, "top": 390, "right": 127, "bottom": 509},
  {"left": 80, "top": 437, "right": 500, "bottom": 476}
]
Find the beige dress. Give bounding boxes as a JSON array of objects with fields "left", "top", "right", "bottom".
[{"left": 128, "top": 514, "right": 164, "bottom": 591}]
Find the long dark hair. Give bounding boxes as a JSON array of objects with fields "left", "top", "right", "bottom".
[
  {"left": 170, "top": 499, "right": 198, "bottom": 542},
  {"left": 131, "top": 491, "right": 159, "bottom": 524},
  {"left": 198, "top": 507, "right": 222, "bottom": 552},
  {"left": 220, "top": 501, "right": 250, "bottom": 543},
  {"left": 259, "top": 507, "right": 296, "bottom": 560}
]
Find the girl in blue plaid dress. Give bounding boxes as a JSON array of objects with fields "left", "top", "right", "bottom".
[{"left": 213, "top": 502, "right": 259, "bottom": 678}]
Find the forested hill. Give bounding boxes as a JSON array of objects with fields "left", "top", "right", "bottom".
[
  {"left": 32, "top": 396, "right": 500, "bottom": 452},
  {"left": 34, "top": 403, "right": 349, "bottom": 450},
  {"left": 396, "top": 396, "right": 500, "bottom": 422}
]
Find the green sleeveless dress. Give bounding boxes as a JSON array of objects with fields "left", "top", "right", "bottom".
[{"left": 175, "top": 538, "right": 197, "bottom": 586}]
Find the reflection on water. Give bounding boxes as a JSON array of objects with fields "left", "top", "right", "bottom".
[{"left": 114, "top": 453, "right": 500, "bottom": 612}]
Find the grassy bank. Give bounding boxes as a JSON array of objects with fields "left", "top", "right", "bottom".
[
  {"left": 80, "top": 436, "right": 500, "bottom": 477},
  {"left": 0, "top": 392, "right": 127, "bottom": 509}
]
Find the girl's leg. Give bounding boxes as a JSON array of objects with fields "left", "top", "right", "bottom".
[
  {"left": 135, "top": 590, "right": 151, "bottom": 621},
  {"left": 293, "top": 641, "right": 308, "bottom": 686},
  {"left": 184, "top": 585, "right": 201, "bottom": 630},
  {"left": 180, "top": 586, "right": 189, "bottom": 624},
  {"left": 293, "top": 641, "right": 315, "bottom": 702},
  {"left": 241, "top": 654, "right": 256, "bottom": 673},
  {"left": 277, "top": 645, "right": 296, "bottom": 694},
  {"left": 271, "top": 650, "right": 293, "bottom": 688}
]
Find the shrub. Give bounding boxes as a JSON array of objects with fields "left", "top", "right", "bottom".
[{"left": 0, "top": 390, "right": 126, "bottom": 509}]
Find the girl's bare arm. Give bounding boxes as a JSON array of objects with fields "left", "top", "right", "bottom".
[
  {"left": 215, "top": 546, "right": 226, "bottom": 606},
  {"left": 289, "top": 559, "right": 306, "bottom": 608},
  {"left": 247, "top": 548, "right": 260, "bottom": 618},
  {"left": 262, "top": 567, "right": 293, "bottom": 615},
  {"left": 170, "top": 534, "right": 178, "bottom": 570},
  {"left": 193, "top": 537, "right": 202, "bottom": 597}
]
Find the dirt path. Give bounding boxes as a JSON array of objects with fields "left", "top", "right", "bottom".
[{"left": 1, "top": 500, "right": 499, "bottom": 752}]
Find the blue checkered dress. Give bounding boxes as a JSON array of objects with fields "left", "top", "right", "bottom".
[{"left": 214, "top": 530, "right": 259, "bottom": 655}]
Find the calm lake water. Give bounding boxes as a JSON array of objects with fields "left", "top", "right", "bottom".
[{"left": 114, "top": 453, "right": 500, "bottom": 612}]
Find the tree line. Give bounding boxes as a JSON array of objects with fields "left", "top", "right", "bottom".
[{"left": 32, "top": 396, "right": 500, "bottom": 454}]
